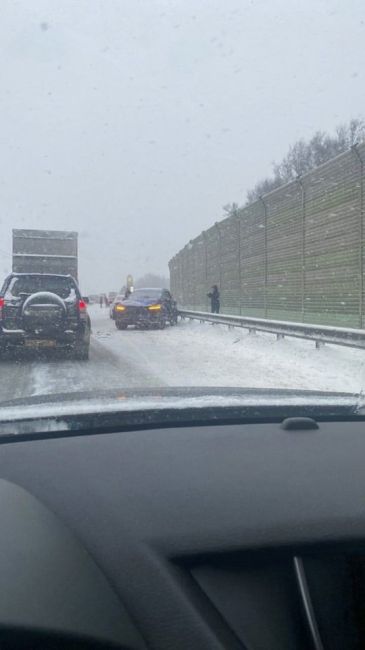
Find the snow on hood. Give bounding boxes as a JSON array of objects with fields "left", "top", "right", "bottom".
[{"left": 0, "top": 387, "right": 357, "bottom": 424}]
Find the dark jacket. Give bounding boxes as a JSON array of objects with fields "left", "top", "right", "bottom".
[{"left": 207, "top": 286, "right": 220, "bottom": 313}]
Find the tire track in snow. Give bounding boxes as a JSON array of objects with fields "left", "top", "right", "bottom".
[{"left": 28, "top": 334, "right": 166, "bottom": 398}]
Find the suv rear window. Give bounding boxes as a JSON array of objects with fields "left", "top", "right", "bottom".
[{"left": 6, "top": 276, "right": 76, "bottom": 300}]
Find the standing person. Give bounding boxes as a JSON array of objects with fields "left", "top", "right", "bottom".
[
  {"left": 99, "top": 294, "right": 103, "bottom": 308},
  {"left": 207, "top": 285, "right": 220, "bottom": 314}
]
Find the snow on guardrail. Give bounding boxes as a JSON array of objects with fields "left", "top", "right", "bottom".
[{"left": 178, "top": 310, "right": 365, "bottom": 350}]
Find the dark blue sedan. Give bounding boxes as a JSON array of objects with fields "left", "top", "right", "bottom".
[{"left": 113, "top": 288, "right": 178, "bottom": 330}]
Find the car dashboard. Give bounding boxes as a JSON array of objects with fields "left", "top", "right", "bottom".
[{"left": 0, "top": 414, "right": 365, "bottom": 649}]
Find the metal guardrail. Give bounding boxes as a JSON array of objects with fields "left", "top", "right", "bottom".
[{"left": 178, "top": 310, "right": 365, "bottom": 350}]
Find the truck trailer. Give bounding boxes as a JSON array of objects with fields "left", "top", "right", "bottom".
[{"left": 12, "top": 229, "right": 78, "bottom": 280}]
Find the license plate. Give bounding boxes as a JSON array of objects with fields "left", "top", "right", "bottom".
[{"left": 25, "top": 340, "right": 57, "bottom": 348}]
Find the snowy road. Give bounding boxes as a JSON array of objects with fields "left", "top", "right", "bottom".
[{"left": 1, "top": 305, "right": 365, "bottom": 402}]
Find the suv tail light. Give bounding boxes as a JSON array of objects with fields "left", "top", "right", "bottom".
[
  {"left": 78, "top": 299, "right": 88, "bottom": 320},
  {"left": 0, "top": 297, "right": 4, "bottom": 320}
]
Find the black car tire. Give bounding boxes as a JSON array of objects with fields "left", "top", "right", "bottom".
[
  {"left": 158, "top": 319, "right": 166, "bottom": 330},
  {"left": 74, "top": 344, "right": 89, "bottom": 361},
  {"left": 115, "top": 321, "right": 127, "bottom": 330}
]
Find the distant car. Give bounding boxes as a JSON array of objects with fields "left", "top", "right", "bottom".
[
  {"left": 109, "top": 294, "right": 124, "bottom": 319},
  {"left": 0, "top": 273, "right": 91, "bottom": 360},
  {"left": 113, "top": 288, "right": 178, "bottom": 330}
]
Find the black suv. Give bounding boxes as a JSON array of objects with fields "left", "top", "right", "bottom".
[{"left": 0, "top": 274, "right": 91, "bottom": 360}]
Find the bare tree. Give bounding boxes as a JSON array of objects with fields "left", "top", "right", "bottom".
[
  {"left": 336, "top": 118, "right": 365, "bottom": 148},
  {"left": 222, "top": 202, "right": 240, "bottom": 217},
  {"left": 135, "top": 273, "right": 170, "bottom": 289},
  {"left": 246, "top": 176, "right": 282, "bottom": 204},
  {"left": 246, "top": 118, "right": 365, "bottom": 203}
]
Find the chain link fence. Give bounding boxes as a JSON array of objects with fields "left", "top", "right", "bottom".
[{"left": 169, "top": 143, "right": 365, "bottom": 327}]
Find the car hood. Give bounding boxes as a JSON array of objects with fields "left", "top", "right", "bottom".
[{"left": 0, "top": 387, "right": 361, "bottom": 437}]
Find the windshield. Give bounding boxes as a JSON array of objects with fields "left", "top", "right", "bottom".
[
  {"left": 128, "top": 289, "right": 163, "bottom": 301},
  {"left": 0, "top": 1, "right": 364, "bottom": 419}
]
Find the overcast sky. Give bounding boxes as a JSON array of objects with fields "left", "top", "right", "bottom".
[{"left": 0, "top": 0, "right": 364, "bottom": 293}]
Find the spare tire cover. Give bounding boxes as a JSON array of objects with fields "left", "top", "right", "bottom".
[{"left": 22, "top": 292, "right": 67, "bottom": 332}]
